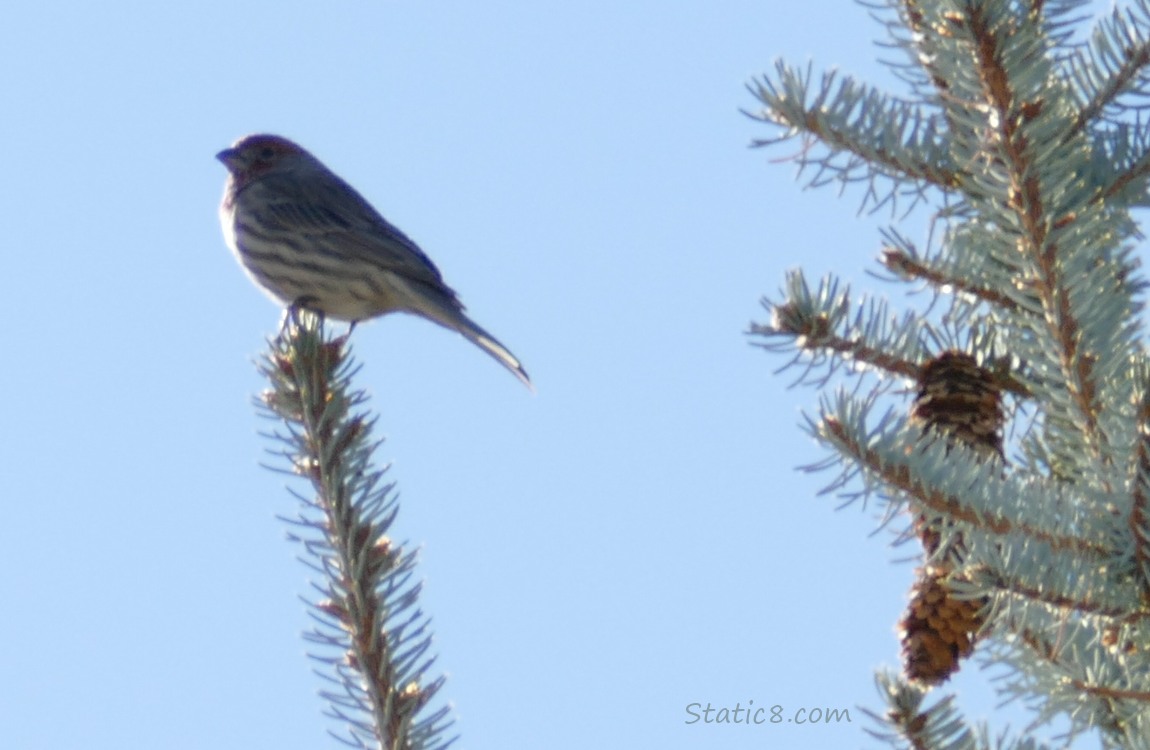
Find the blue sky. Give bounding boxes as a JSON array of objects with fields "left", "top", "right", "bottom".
[{"left": 2, "top": 1, "right": 1113, "bottom": 748}]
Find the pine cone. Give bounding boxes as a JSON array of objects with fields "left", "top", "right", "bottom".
[
  {"left": 911, "top": 351, "right": 1003, "bottom": 459},
  {"left": 900, "top": 350, "right": 1003, "bottom": 685},
  {"left": 900, "top": 567, "right": 984, "bottom": 685}
]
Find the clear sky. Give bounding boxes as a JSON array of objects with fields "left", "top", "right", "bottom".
[{"left": 1, "top": 1, "right": 1113, "bottom": 748}]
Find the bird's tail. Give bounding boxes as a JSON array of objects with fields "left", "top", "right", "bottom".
[
  {"left": 418, "top": 299, "right": 533, "bottom": 390},
  {"left": 461, "top": 320, "right": 533, "bottom": 390}
]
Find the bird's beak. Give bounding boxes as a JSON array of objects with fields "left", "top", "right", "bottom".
[{"left": 216, "top": 147, "right": 241, "bottom": 171}]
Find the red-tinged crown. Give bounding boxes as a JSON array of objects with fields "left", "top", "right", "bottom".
[{"left": 217, "top": 134, "right": 309, "bottom": 184}]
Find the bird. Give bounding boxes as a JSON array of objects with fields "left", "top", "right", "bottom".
[{"left": 216, "top": 133, "right": 531, "bottom": 388}]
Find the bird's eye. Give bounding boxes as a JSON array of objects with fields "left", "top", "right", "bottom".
[{"left": 259, "top": 146, "right": 276, "bottom": 160}]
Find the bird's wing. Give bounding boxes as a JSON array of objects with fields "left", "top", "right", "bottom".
[{"left": 250, "top": 169, "right": 456, "bottom": 296}]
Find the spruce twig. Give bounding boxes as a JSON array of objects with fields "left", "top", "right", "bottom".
[{"left": 257, "top": 310, "right": 455, "bottom": 750}]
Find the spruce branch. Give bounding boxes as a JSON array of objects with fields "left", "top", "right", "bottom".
[
  {"left": 956, "top": 1, "right": 1127, "bottom": 475},
  {"left": 818, "top": 414, "right": 1113, "bottom": 558},
  {"left": 975, "top": 566, "right": 1150, "bottom": 626},
  {"left": 751, "top": 0, "right": 1150, "bottom": 743},
  {"left": 874, "top": 225, "right": 1030, "bottom": 312},
  {"left": 1098, "top": 121, "right": 1150, "bottom": 203},
  {"left": 1133, "top": 382, "right": 1150, "bottom": 595},
  {"left": 880, "top": 246, "right": 1022, "bottom": 313},
  {"left": 752, "top": 270, "right": 1031, "bottom": 397},
  {"left": 751, "top": 269, "right": 932, "bottom": 386},
  {"left": 1070, "top": 3, "right": 1150, "bottom": 130},
  {"left": 746, "top": 61, "right": 959, "bottom": 212},
  {"left": 257, "top": 311, "right": 455, "bottom": 750},
  {"left": 864, "top": 671, "right": 980, "bottom": 750}
]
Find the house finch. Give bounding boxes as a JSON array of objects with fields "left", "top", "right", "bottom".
[{"left": 217, "top": 133, "right": 531, "bottom": 388}]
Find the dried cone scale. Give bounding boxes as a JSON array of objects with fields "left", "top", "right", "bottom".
[
  {"left": 911, "top": 352, "right": 1003, "bottom": 460},
  {"left": 900, "top": 351, "right": 1004, "bottom": 685}
]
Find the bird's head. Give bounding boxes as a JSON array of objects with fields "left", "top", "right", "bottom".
[{"left": 217, "top": 134, "right": 309, "bottom": 186}]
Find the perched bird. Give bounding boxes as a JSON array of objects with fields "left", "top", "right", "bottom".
[{"left": 217, "top": 133, "right": 531, "bottom": 387}]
